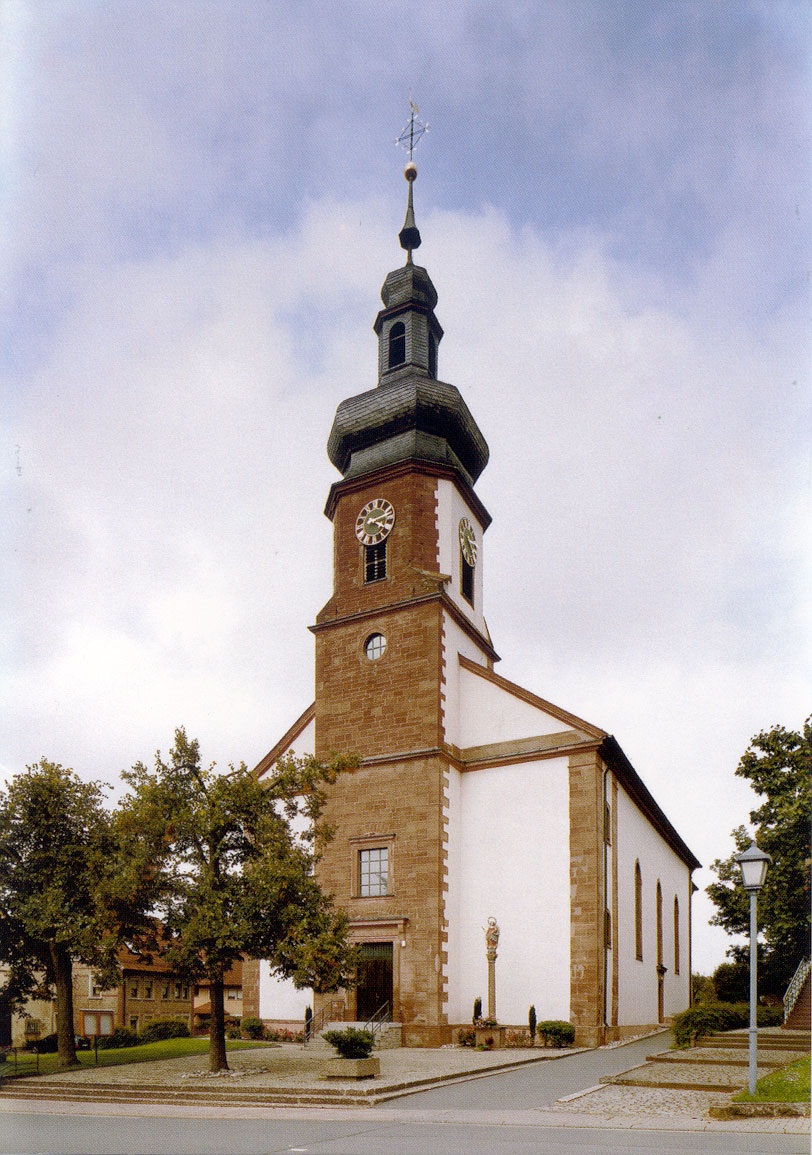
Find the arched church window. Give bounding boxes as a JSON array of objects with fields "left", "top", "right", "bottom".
[
  {"left": 673, "top": 896, "right": 680, "bottom": 974},
  {"left": 428, "top": 331, "right": 437, "bottom": 377},
  {"left": 460, "top": 549, "right": 474, "bottom": 605},
  {"left": 388, "top": 321, "right": 406, "bottom": 368},
  {"left": 634, "top": 861, "right": 643, "bottom": 961},
  {"left": 656, "top": 881, "right": 663, "bottom": 967}
]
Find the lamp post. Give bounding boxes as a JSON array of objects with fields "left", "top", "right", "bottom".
[{"left": 734, "top": 844, "right": 771, "bottom": 1095}]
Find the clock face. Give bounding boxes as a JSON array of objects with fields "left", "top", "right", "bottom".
[
  {"left": 355, "top": 499, "right": 396, "bottom": 546},
  {"left": 458, "top": 517, "right": 478, "bottom": 566}
]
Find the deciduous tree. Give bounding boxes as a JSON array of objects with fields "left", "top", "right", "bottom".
[
  {"left": 707, "top": 718, "right": 811, "bottom": 996},
  {"left": 121, "top": 729, "right": 359, "bottom": 1072},
  {"left": 0, "top": 762, "right": 155, "bottom": 1067}
]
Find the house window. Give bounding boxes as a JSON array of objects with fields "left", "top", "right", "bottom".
[
  {"left": 129, "top": 1016, "right": 139, "bottom": 1032},
  {"left": 364, "top": 633, "right": 387, "bottom": 660},
  {"left": 460, "top": 550, "right": 474, "bottom": 604},
  {"left": 673, "top": 896, "right": 680, "bottom": 975},
  {"left": 130, "top": 980, "right": 139, "bottom": 998},
  {"left": 227, "top": 988, "right": 237, "bottom": 1001},
  {"left": 388, "top": 321, "right": 406, "bottom": 368},
  {"left": 364, "top": 541, "right": 387, "bottom": 582},
  {"left": 144, "top": 980, "right": 152, "bottom": 999},
  {"left": 89, "top": 976, "right": 103, "bottom": 998},
  {"left": 162, "top": 982, "right": 170, "bottom": 999},
  {"left": 174, "top": 982, "right": 182, "bottom": 1000},
  {"left": 634, "top": 862, "right": 643, "bottom": 961},
  {"left": 359, "top": 847, "right": 389, "bottom": 896}
]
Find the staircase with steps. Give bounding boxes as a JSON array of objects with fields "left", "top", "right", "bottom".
[
  {"left": 602, "top": 1029, "right": 810, "bottom": 1094},
  {"left": 783, "top": 969, "right": 811, "bottom": 1031}
]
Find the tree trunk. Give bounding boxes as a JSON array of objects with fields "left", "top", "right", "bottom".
[
  {"left": 208, "top": 969, "right": 228, "bottom": 1072},
  {"left": 50, "top": 942, "right": 79, "bottom": 1068}
]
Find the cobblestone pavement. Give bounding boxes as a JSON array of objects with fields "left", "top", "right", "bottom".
[{"left": 21, "top": 1040, "right": 577, "bottom": 1090}]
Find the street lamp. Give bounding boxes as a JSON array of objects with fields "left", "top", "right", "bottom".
[{"left": 735, "top": 844, "right": 771, "bottom": 1095}]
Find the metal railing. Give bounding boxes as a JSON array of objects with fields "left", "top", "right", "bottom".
[
  {"left": 362, "top": 1001, "right": 391, "bottom": 1041},
  {"left": 783, "top": 957, "right": 810, "bottom": 1022},
  {"left": 304, "top": 998, "right": 345, "bottom": 1044}
]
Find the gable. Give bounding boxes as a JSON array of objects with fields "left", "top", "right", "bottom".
[
  {"left": 456, "top": 654, "right": 605, "bottom": 749},
  {"left": 253, "top": 703, "right": 315, "bottom": 780}
]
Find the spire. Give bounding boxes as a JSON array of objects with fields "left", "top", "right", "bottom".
[
  {"left": 398, "top": 164, "right": 421, "bottom": 261},
  {"left": 395, "top": 98, "right": 428, "bottom": 263}
]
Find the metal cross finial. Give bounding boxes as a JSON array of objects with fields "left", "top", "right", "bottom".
[{"left": 395, "top": 96, "right": 429, "bottom": 162}]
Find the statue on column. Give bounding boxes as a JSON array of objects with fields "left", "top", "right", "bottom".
[{"left": 484, "top": 917, "right": 499, "bottom": 1021}]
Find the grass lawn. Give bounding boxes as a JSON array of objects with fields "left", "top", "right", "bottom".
[
  {"left": 2, "top": 1037, "right": 275, "bottom": 1079},
  {"left": 735, "top": 1056, "right": 810, "bottom": 1103}
]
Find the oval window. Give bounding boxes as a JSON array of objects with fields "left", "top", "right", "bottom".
[{"left": 364, "top": 633, "right": 387, "bottom": 660}]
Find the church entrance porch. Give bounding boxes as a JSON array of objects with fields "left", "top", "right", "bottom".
[{"left": 355, "top": 942, "right": 393, "bottom": 1023}]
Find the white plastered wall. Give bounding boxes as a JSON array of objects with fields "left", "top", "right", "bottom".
[
  {"left": 457, "top": 662, "right": 569, "bottom": 748},
  {"left": 446, "top": 757, "right": 571, "bottom": 1024},
  {"left": 259, "top": 713, "right": 316, "bottom": 1021},
  {"left": 615, "top": 782, "right": 692, "bottom": 1024},
  {"left": 435, "top": 478, "right": 487, "bottom": 639}
]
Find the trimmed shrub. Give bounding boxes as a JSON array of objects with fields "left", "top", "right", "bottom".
[
  {"left": 98, "top": 1026, "right": 139, "bottom": 1049},
  {"left": 472, "top": 996, "right": 482, "bottom": 1024},
  {"left": 323, "top": 1028, "right": 375, "bottom": 1059},
  {"left": 537, "top": 1020, "right": 575, "bottom": 1047},
  {"left": 671, "top": 1002, "right": 783, "bottom": 1048},
  {"left": 241, "top": 1016, "right": 265, "bottom": 1040},
  {"left": 528, "top": 1005, "right": 537, "bottom": 1044},
  {"left": 304, "top": 1006, "right": 313, "bottom": 1041},
  {"left": 139, "top": 1018, "right": 190, "bottom": 1042}
]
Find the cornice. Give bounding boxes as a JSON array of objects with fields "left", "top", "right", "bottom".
[{"left": 324, "top": 458, "right": 492, "bottom": 531}]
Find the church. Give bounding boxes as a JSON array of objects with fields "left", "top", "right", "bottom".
[{"left": 244, "top": 152, "right": 700, "bottom": 1048}]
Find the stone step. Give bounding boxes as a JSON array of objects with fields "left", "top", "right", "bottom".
[
  {"left": 646, "top": 1049, "right": 790, "bottom": 1068},
  {"left": 603, "top": 1061, "right": 766, "bottom": 1093},
  {"left": 696, "top": 1031, "right": 809, "bottom": 1051},
  {"left": 2, "top": 1080, "right": 375, "bottom": 1108}
]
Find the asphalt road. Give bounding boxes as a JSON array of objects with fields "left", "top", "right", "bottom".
[
  {"left": 382, "top": 1030, "right": 675, "bottom": 1111},
  {"left": 0, "top": 1111, "right": 807, "bottom": 1155}
]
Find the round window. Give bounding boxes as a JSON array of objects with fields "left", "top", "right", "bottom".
[{"left": 364, "top": 633, "right": 387, "bottom": 660}]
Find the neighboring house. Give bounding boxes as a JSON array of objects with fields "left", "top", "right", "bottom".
[
  {"left": 73, "top": 947, "right": 193, "bottom": 1037},
  {"left": 244, "top": 171, "right": 700, "bottom": 1047},
  {"left": 192, "top": 961, "right": 243, "bottom": 1031},
  {"left": 0, "top": 968, "right": 57, "bottom": 1047}
]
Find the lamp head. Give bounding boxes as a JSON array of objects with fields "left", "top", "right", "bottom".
[{"left": 735, "top": 844, "right": 771, "bottom": 892}]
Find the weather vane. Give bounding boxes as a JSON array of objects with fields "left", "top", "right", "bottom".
[{"left": 395, "top": 96, "right": 429, "bottom": 163}]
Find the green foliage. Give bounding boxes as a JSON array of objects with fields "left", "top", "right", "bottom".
[
  {"left": 712, "top": 960, "right": 750, "bottom": 1003},
  {"left": 323, "top": 1027, "right": 375, "bottom": 1059},
  {"left": 118, "top": 729, "right": 359, "bottom": 1070},
  {"left": 735, "top": 1056, "right": 810, "bottom": 1103},
  {"left": 536, "top": 1020, "right": 575, "bottom": 1047},
  {"left": 138, "top": 1018, "right": 190, "bottom": 1042},
  {"left": 241, "top": 1016, "right": 265, "bottom": 1040},
  {"left": 671, "top": 1001, "right": 783, "bottom": 1047},
  {"left": 457, "top": 1027, "right": 475, "bottom": 1046},
  {"left": 472, "top": 996, "right": 482, "bottom": 1024},
  {"left": 97, "top": 1026, "right": 139, "bottom": 1049},
  {"left": 528, "top": 1004, "right": 537, "bottom": 1042},
  {"left": 707, "top": 718, "right": 811, "bottom": 995},
  {"left": 691, "top": 974, "right": 716, "bottom": 1004},
  {"left": 0, "top": 760, "right": 159, "bottom": 1068}
]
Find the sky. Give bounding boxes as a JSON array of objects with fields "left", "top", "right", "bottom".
[{"left": 1, "top": 0, "right": 810, "bottom": 977}]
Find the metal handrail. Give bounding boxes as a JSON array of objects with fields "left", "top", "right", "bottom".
[
  {"left": 783, "top": 957, "right": 810, "bottom": 1022},
  {"left": 362, "top": 1001, "right": 391, "bottom": 1039},
  {"left": 304, "top": 998, "right": 345, "bottom": 1044}
]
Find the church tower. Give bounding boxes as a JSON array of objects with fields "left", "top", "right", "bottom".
[
  {"left": 253, "top": 120, "right": 698, "bottom": 1047},
  {"left": 310, "top": 156, "right": 493, "bottom": 1044}
]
